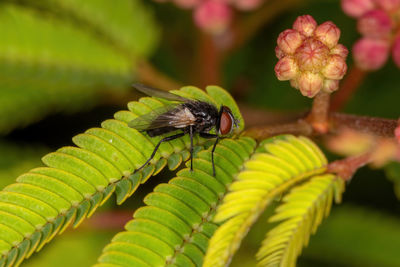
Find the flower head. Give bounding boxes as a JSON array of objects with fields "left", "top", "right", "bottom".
[
  {"left": 194, "top": 1, "right": 233, "bottom": 35},
  {"left": 353, "top": 38, "right": 389, "bottom": 70},
  {"left": 341, "top": 0, "right": 400, "bottom": 70},
  {"left": 274, "top": 15, "right": 348, "bottom": 98}
]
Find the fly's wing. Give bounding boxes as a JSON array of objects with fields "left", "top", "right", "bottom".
[
  {"left": 128, "top": 104, "right": 197, "bottom": 131},
  {"left": 132, "top": 83, "right": 190, "bottom": 102}
]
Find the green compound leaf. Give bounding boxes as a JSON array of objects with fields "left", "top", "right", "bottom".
[
  {"left": 204, "top": 135, "right": 328, "bottom": 267},
  {"left": 257, "top": 174, "right": 345, "bottom": 267},
  {"left": 0, "top": 86, "right": 242, "bottom": 267},
  {"left": 0, "top": 0, "right": 159, "bottom": 133},
  {"left": 95, "top": 137, "right": 256, "bottom": 267}
]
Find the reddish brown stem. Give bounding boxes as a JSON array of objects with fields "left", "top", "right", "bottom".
[
  {"left": 195, "top": 32, "right": 222, "bottom": 87},
  {"left": 85, "top": 211, "right": 132, "bottom": 230},
  {"left": 245, "top": 112, "right": 398, "bottom": 140},
  {"left": 329, "top": 113, "right": 397, "bottom": 138},
  {"left": 330, "top": 66, "right": 367, "bottom": 111},
  {"left": 306, "top": 91, "right": 330, "bottom": 134},
  {"left": 327, "top": 152, "right": 373, "bottom": 180}
]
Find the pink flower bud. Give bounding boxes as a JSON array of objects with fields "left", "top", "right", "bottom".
[
  {"left": 392, "top": 35, "right": 400, "bottom": 68},
  {"left": 322, "top": 79, "right": 340, "bottom": 93},
  {"left": 331, "top": 44, "right": 349, "bottom": 58},
  {"left": 395, "top": 124, "right": 400, "bottom": 144},
  {"left": 290, "top": 79, "right": 299, "bottom": 89},
  {"left": 275, "top": 56, "right": 298, "bottom": 80},
  {"left": 277, "top": 29, "right": 303, "bottom": 55},
  {"left": 315, "top": 21, "right": 341, "bottom": 48},
  {"left": 194, "top": 0, "right": 232, "bottom": 34},
  {"left": 293, "top": 15, "right": 317, "bottom": 37},
  {"left": 233, "top": 0, "right": 263, "bottom": 11},
  {"left": 275, "top": 46, "right": 285, "bottom": 59},
  {"left": 353, "top": 38, "right": 390, "bottom": 70},
  {"left": 322, "top": 55, "right": 348, "bottom": 79},
  {"left": 341, "top": 0, "right": 375, "bottom": 18},
  {"left": 295, "top": 39, "right": 330, "bottom": 71},
  {"left": 298, "top": 72, "right": 324, "bottom": 97},
  {"left": 376, "top": 0, "right": 400, "bottom": 11},
  {"left": 357, "top": 10, "right": 393, "bottom": 38},
  {"left": 174, "top": 0, "right": 201, "bottom": 9}
]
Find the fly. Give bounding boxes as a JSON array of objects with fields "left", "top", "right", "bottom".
[{"left": 128, "top": 83, "right": 239, "bottom": 176}]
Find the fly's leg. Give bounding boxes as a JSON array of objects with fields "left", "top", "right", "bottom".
[
  {"left": 136, "top": 133, "right": 185, "bottom": 173},
  {"left": 199, "top": 132, "right": 219, "bottom": 177}
]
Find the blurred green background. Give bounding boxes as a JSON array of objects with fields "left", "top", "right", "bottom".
[{"left": 0, "top": 0, "right": 399, "bottom": 266}]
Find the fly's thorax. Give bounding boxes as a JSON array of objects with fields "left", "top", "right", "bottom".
[{"left": 184, "top": 101, "right": 219, "bottom": 128}]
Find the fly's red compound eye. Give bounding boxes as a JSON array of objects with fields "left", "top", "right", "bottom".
[{"left": 219, "top": 110, "right": 233, "bottom": 135}]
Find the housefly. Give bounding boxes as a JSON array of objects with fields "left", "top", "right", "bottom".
[{"left": 128, "top": 83, "right": 239, "bottom": 176}]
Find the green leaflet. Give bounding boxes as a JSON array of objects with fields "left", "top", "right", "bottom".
[
  {"left": 0, "top": 86, "right": 242, "bottom": 266},
  {"left": 0, "top": 0, "right": 159, "bottom": 133},
  {"left": 204, "top": 135, "right": 328, "bottom": 267},
  {"left": 257, "top": 174, "right": 345, "bottom": 267},
  {"left": 95, "top": 136, "right": 256, "bottom": 267}
]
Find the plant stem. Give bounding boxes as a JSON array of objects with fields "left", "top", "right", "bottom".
[
  {"left": 245, "top": 112, "right": 398, "bottom": 140},
  {"left": 195, "top": 31, "right": 222, "bottom": 87},
  {"left": 330, "top": 66, "right": 367, "bottom": 111},
  {"left": 329, "top": 113, "right": 398, "bottom": 138},
  {"left": 306, "top": 91, "right": 330, "bottom": 134},
  {"left": 327, "top": 152, "right": 373, "bottom": 180}
]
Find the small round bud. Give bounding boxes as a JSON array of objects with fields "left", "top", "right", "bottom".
[
  {"left": 322, "top": 79, "right": 340, "bottom": 93},
  {"left": 322, "top": 55, "right": 348, "bottom": 79},
  {"left": 331, "top": 44, "right": 349, "bottom": 58},
  {"left": 295, "top": 39, "right": 330, "bottom": 71},
  {"left": 194, "top": 0, "right": 232, "bottom": 35},
  {"left": 275, "top": 56, "right": 298, "bottom": 80},
  {"left": 315, "top": 21, "right": 341, "bottom": 48},
  {"left": 275, "top": 46, "right": 285, "bottom": 59},
  {"left": 392, "top": 35, "right": 400, "bottom": 68},
  {"left": 293, "top": 15, "right": 317, "bottom": 37},
  {"left": 298, "top": 72, "right": 324, "bottom": 97},
  {"left": 341, "top": 0, "right": 374, "bottom": 18},
  {"left": 277, "top": 29, "right": 303, "bottom": 55},
  {"left": 353, "top": 38, "right": 390, "bottom": 70},
  {"left": 395, "top": 124, "right": 400, "bottom": 144},
  {"left": 233, "top": 0, "right": 263, "bottom": 11},
  {"left": 357, "top": 10, "right": 393, "bottom": 38},
  {"left": 290, "top": 79, "right": 299, "bottom": 89}
]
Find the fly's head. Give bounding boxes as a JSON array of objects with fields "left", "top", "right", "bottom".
[{"left": 218, "top": 106, "right": 239, "bottom": 136}]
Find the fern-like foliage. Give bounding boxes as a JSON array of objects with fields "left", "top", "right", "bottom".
[
  {"left": 257, "top": 174, "right": 344, "bottom": 266},
  {"left": 0, "top": 0, "right": 159, "bottom": 133},
  {"left": 95, "top": 137, "right": 256, "bottom": 267},
  {"left": 204, "top": 135, "right": 330, "bottom": 266},
  {"left": 0, "top": 85, "right": 241, "bottom": 267}
]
